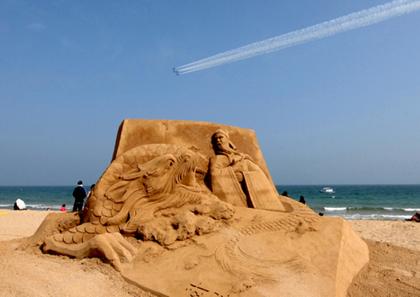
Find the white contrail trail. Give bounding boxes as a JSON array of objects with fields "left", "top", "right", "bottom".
[{"left": 174, "top": 0, "right": 420, "bottom": 75}]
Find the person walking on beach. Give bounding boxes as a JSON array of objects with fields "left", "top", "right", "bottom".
[{"left": 72, "top": 180, "right": 86, "bottom": 213}]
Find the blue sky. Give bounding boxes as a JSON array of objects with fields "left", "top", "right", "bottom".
[{"left": 1, "top": 0, "right": 419, "bottom": 186}]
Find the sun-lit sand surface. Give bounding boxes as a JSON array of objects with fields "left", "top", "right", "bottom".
[
  {"left": 0, "top": 210, "right": 419, "bottom": 297},
  {"left": 347, "top": 220, "right": 420, "bottom": 297},
  {"left": 0, "top": 210, "right": 151, "bottom": 297},
  {"left": 0, "top": 210, "right": 51, "bottom": 241},
  {"left": 350, "top": 219, "right": 420, "bottom": 251}
]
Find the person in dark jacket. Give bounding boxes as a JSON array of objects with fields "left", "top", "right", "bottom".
[{"left": 72, "top": 180, "right": 87, "bottom": 213}]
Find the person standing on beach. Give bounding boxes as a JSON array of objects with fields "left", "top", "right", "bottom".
[
  {"left": 72, "top": 180, "right": 86, "bottom": 213},
  {"left": 299, "top": 195, "right": 306, "bottom": 204},
  {"left": 86, "top": 184, "right": 95, "bottom": 201}
]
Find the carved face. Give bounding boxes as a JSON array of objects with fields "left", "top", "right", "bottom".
[{"left": 213, "top": 132, "right": 230, "bottom": 153}]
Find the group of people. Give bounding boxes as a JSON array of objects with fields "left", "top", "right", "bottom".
[
  {"left": 58, "top": 181, "right": 94, "bottom": 213},
  {"left": 11, "top": 181, "right": 92, "bottom": 213},
  {"left": 281, "top": 191, "right": 306, "bottom": 205},
  {"left": 281, "top": 190, "right": 324, "bottom": 215}
]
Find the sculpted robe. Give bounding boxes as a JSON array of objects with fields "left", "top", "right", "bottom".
[{"left": 210, "top": 154, "right": 285, "bottom": 211}]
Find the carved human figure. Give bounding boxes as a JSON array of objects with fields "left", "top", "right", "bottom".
[{"left": 209, "top": 129, "right": 285, "bottom": 211}]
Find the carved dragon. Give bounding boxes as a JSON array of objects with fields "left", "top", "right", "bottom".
[{"left": 36, "top": 145, "right": 234, "bottom": 270}]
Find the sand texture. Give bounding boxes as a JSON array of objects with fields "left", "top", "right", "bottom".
[
  {"left": 347, "top": 220, "right": 420, "bottom": 297},
  {"left": 112, "top": 119, "right": 273, "bottom": 182},
  {"left": 0, "top": 115, "right": 417, "bottom": 297},
  {"left": 1, "top": 211, "right": 420, "bottom": 296},
  {"left": 0, "top": 210, "right": 151, "bottom": 297},
  {"left": 120, "top": 207, "right": 367, "bottom": 297},
  {"left": 347, "top": 240, "right": 420, "bottom": 297},
  {"left": 0, "top": 210, "right": 49, "bottom": 241},
  {"left": 25, "top": 119, "right": 369, "bottom": 297},
  {"left": 350, "top": 220, "right": 420, "bottom": 251}
]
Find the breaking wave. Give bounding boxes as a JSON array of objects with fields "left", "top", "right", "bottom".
[
  {"left": 323, "top": 206, "right": 420, "bottom": 212},
  {"left": 341, "top": 214, "right": 412, "bottom": 220}
]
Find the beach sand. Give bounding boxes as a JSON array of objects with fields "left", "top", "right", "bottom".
[
  {"left": 350, "top": 220, "right": 420, "bottom": 252},
  {"left": 347, "top": 220, "right": 420, "bottom": 297},
  {"left": 0, "top": 210, "right": 419, "bottom": 297},
  {"left": 0, "top": 210, "right": 50, "bottom": 241},
  {"left": 0, "top": 210, "right": 151, "bottom": 297}
]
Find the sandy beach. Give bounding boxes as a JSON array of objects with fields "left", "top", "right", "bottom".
[
  {"left": 0, "top": 210, "right": 151, "bottom": 297},
  {"left": 347, "top": 220, "right": 420, "bottom": 297},
  {"left": 0, "top": 210, "right": 419, "bottom": 297}
]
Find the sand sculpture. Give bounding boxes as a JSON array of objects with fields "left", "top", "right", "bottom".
[
  {"left": 210, "top": 129, "right": 284, "bottom": 211},
  {"left": 24, "top": 119, "right": 369, "bottom": 297}
]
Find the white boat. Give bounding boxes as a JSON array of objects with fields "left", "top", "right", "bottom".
[{"left": 320, "top": 187, "right": 335, "bottom": 194}]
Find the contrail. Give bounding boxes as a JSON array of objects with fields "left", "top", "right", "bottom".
[{"left": 174, "top": 0, "right": 420, "bottom": 75}]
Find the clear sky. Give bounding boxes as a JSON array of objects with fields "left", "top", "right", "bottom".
[{"left": 1, "top": 0, "right": 419, "bottom": 186}]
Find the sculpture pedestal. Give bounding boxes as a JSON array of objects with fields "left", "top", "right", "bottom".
[{"left": 121, "top": 207, "right": 369, "bottom": 297}]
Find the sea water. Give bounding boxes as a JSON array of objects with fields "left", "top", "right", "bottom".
[
  {"left": 0, "top": 186, "right": 74, "bottom": 211},
  {"left": 277, "top": 185, "right": 420, "bottom": 220},
  {"left": 0, "top": 185, "right": 419, "bottom": 220}
]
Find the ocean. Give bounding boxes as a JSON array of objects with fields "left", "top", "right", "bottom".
[
  {"left": 0, "top": 186, "right": 75, "bottom": 211},
  {"left": 0, "top": 185, "right": 419, "bottom": 220},
  {"left": 277, "top": 185, "right": 420, "bottom": 220}
]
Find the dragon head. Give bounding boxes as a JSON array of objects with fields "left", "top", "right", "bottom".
[{"left": 140, "top": 151, "right": 199, "bottom": 196}]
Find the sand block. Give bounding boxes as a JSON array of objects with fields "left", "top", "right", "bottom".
[
  {"left": 121, "top": 208, "right": 369, "bottom": 297},
  {"left": 112, "top": 119, "right": 273, "bottom": 182}
]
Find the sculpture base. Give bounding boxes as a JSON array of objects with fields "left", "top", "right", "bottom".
[{"left": 121, "top": 207, "right": 368, "bottom": 297}]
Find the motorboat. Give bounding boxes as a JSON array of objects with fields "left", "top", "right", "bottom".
[{"left": 320, "top": 187, "right": 335, "bottom": 194}]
